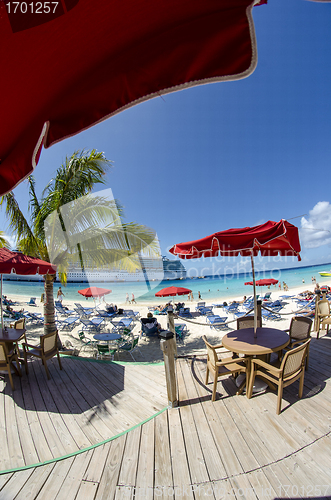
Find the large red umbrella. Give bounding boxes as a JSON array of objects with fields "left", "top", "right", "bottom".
[
  {"left": 155, "top": 286, "right": 191, "bottom": 298},
  {"left": 78, "top": 286, "right": 112, "bottom": 298},
  {"left": 244, "top": 279, "right": 279, "bottom": 286},
  {"left": 0, "top": 0, "right": 265, "bottom": 195},
  {"left": 169, "top": 220, "right": 301, "bottom": 334},
  {"left": 0, "top": 248, "right": 56, "bottom": 328}
]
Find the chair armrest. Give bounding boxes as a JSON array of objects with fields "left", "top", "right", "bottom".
[
  {"left": 251, "top": 357, "right": 281, "bottom": 375},
  {"left": 22, "top": 342, "right": 42, "bottom": 352},
  {"left": 217, "top": 356, "right": 248, "bottom": 367}
]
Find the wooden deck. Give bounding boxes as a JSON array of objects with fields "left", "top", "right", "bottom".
[{"left": 1, "top": 335, "right": 331, "bottom": 499}]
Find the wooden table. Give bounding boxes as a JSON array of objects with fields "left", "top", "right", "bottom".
[
  {"left": 0, "top": 327, "right": 26, "bottom": 346},
  {"left": 222, "top": 327, "right": 290, "bottom": 396}
]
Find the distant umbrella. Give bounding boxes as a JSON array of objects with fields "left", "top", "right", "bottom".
[
  {"left": 155, "top": 286, "right": 192, "bottom": 298},
  {"left": 78, "top": 287, "right": 112, "bottom": 298}
]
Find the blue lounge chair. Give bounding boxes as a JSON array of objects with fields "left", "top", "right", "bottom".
[
  {"left": 57, "top": 316, "right": 80, "bottom": 331},
  {"left": 79, "top": 317, "right": 104, "bottom": 332},
  {"left": 141, "top": 318, "right": 159, "bottom": 337},
  {"left": 26, "top": 312, "right": 44, "bottom": 325},
  {"left": 206, "top": 315, "right": 228, "bottom": 330},
  {"left": 55, "top": 303, "right": 75, "bottom": 316},
  {"left": 74, "top": 303, "right": 94, "bottom": 317},
  {"left": 27, "top": 297, "right": 37, "bottom": 306},
  {"left": 174, "top": 323, "right": 188, "bottom": 341},
  {"left": 178, "top": 307, "right": 192, "bottom": 318},
  {"left": 123, "top": 309, "right": 140, "bottom": 319},
  {"left": 111, "top": 317, "right": 133, "bottom": 329}
]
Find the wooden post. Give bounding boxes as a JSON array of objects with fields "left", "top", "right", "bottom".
[
  {"left": 167, "top": 310, "right": 177, "bottom": 356},
  {"left": 257, "top": 299, "right": 262, "bottom": 328},
  {"left": 314, "top": 292, "right": 321, "bottom": 332},
  {"left": 160, "top": 330, "right": 178, "bottom": 408}
]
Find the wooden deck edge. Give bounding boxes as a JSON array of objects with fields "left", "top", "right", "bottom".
[{"left": 0, "top": 406, "right": 168, "bottom": 476}]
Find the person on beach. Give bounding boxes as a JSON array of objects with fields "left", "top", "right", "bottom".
[
  {"left": 126, "top": 293, "right": 130, "bottom": 303},
  {"left": 57, "top": 287, "right": 65, "bottom": 303},
  {"left": 131, "top": 293, "right": 136, "bottom": 304},
  {"left": 198, "top": 291, "right": 202, "bottom": 300}
]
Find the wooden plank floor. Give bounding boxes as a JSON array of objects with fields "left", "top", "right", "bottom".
[
  {"left": 0, "top": 355, "right": 167, "bottom": 471},
  {"left": 1, "top": 335, "right": 331, "bottom": 499}
]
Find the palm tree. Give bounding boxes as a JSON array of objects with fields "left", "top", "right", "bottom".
[
  {"left": 1, "top": 150, "right": 158, "bottom": 346},
  {"left": 0, "top": 231, "right": 10, "bottom": 249}
]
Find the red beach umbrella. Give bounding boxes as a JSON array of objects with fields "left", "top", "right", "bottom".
[
  {"left": 169, "top": 220, "right": 301, "bottom": 335},
  {"left": 244, "top": 279, "right": 279, "bottom": 286},
  {"left": 0, "top": 248, "right": 56, "bottom": 327},
  {"left": 78, "top": 286, "right": 112, "bottom": 298},
  {"left": 155, "top": 286, "right": 192, "bottom": 298},
  {"left": 0, "top": 0, "right": 264, "bottom": 195}
]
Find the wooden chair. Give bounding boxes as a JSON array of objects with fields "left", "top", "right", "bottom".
[
  {"left": 247, "top": 339, "right": 310, "bottom": 414},
  {"left": 202, "top": 335, "right": 249, "bottom": 401},
  {"left": 0, "top": 341, "right": 22, "bottom": 391},
  {"left": 284, "top": 316, "right": 312, "bottom": 368},
  {"left": 236, "top": 315, "right": 262, "bottom": 330},
  {"left": 23, "top": 330, "right": 63, "bottom": 380},
  {"left": 315, "top": 299, "right": 331, "bottom": 338}
]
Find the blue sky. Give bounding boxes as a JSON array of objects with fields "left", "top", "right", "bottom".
[{"left": 2, "top": 0, "right": 331, "bottom": 275}]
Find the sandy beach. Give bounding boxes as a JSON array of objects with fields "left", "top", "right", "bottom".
[{"left": 4, "top": 280, "right": 325, "bottom": 364}]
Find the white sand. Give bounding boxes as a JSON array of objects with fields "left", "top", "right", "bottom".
[{"left": 4, "top": 281, "right": 324, "bottom": 363}]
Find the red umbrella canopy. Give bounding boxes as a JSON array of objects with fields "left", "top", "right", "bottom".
[
  {"left": 155, "top": 286, "right": 192, "bottom": 297},
  {"left": 78, "top": 287, "right": 112, "bottom": 298},
  {"left": 245, "top": 278, "right": 279, "bottom": 286},
  {"left": 0, "top": 0, "right": 265, "bottom": 195},
  {"left": 0, "top": 248, "right": 56, "bottom": 275},
  {"left": 169, "top": 220, "right": 301, "bottom": 261}
]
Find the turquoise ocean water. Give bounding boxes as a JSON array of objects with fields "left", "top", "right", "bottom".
[{"left": 2, "top": 263, "right": 331, "bottom": 305}]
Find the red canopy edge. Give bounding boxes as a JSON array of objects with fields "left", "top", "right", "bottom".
[
  {"left": 0, "top": 248, "right": 56, "bottom": 275},
  {"left": 0, "top": 0, "right": 260, "bottom": 195},
  {"left": 169, "top": 220, "right": 301, "bottom": 261},
  {"left": 155, "top": 286, "right": 192, "bottom": 297}
]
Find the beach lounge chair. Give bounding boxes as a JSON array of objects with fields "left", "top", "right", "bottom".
[
  {"left": 178, "top": 307, "right": 192, "bottom": 318},
  {"left": 111, "top": 317, "right": 134, "bottom": 329},
  {"left": 79, "top": 317, "right": 104, "bottom": 332},
  {"left": 74, "top": 303, "right": 94, "bottom": 317},
  {"left": 202, "top": 335, "right": 248, "bottom": 401},
  {"left": 26, "top": 312, "right": 44, "bottom": 325},
  {"left": 206, "top": 315, "right": 228, "bottom": 330},
  {"left": 27, "top": 297, "right": 37, "bottom": 306},
  {"left": 0, "top": 341, "right": 22, "bottom": 390},
  {"left": 57, "top": 316, "right": 80, "bottom": 331},
  {"left": 55, "top": 302, "right": 75, "bottom": 316},
  {"left": 174, "top": 323, "right": 188, "bottom": 341},
  {"left": 96, "top": 309, "right": 116, "bottom": 320},
  {"left": 23, "top": 330, "right": 63, "bottom": 380},
  {"left": 141, "top": 317, "right": 159, "bottom": 337},
  {"left": 123, "top": 309, "right": 140, "bottom": 319},
  {"left": 247, "top": 339, "right": 311, "bottom": 414}
]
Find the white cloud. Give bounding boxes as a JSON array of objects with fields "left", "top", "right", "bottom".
[{"left": 300, "top": 202, "right": 331, "bottom": 248}]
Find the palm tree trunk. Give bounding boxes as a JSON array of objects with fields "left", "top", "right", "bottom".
[{"left": 43, "top": 274, "right": 63, "bottom": 349}]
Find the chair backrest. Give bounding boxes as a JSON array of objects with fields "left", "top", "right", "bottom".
[
  {"left": 0, "top": 342, "right": 8, "bottom": 363},
  {"left": 281, "top": 340, "right": 310, "bottom": 378},
  {"left": 318, "top": 299, "right": 330, "bottom": 316},
  {"left": 236, "top": 315, "right": 261, "bottom": 330},
  {"left": 41, "top": 331, "right": 58, "bottom": 354},
  {"left": 11, "top": 318, "right": 25, "bottom": 329},
  {"left": 289, "top": 316, "right": 312, "bottom": 341},
  {"left": 202, "top": 335, "right": 218, "bottom": 369}
]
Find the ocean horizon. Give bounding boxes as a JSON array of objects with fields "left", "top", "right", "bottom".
[{"left": 2, "top": 262, "right": 331, "bottom": 305}]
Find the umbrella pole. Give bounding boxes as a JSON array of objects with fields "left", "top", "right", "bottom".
[{"left": 251, "top": 255, "right": 257, "bottom": 337}]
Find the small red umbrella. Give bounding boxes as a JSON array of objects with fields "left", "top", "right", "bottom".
[
  {"left": 78, "top": 286, "right": 112, "bottom": 298},
  {"left": 155, "top": 286, "right": 192, "bottom": 298},
  {"left": 170, "top": 220, "right": 301, "bottom": 335},
  {"left": 0, "top": 248, "right": 56, "bottom": 328},
  {"left": 244, "top": 279, "right": 279, "bottom": 286}
]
